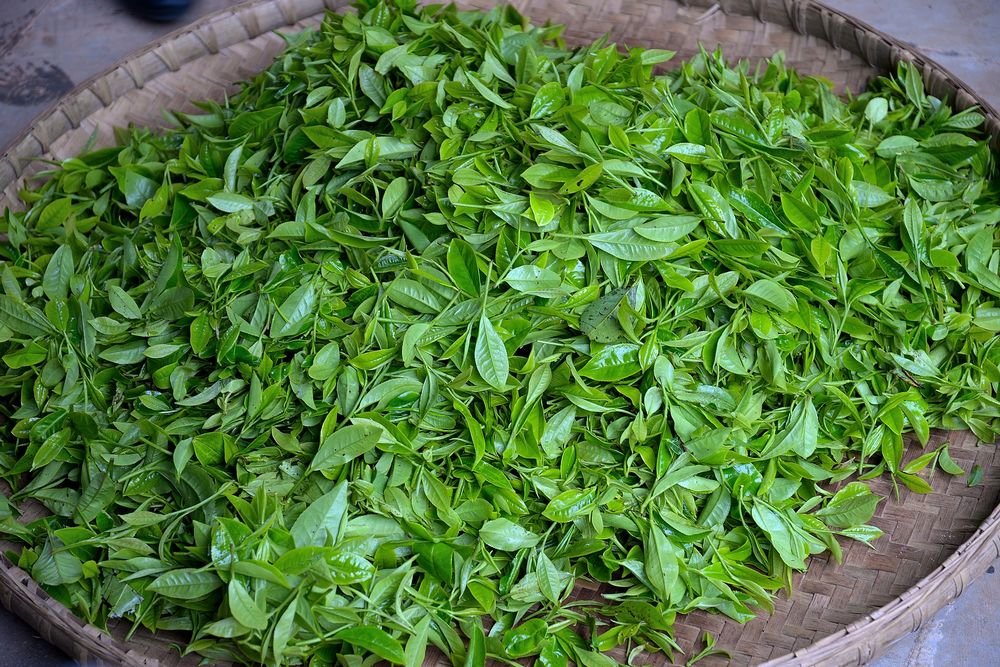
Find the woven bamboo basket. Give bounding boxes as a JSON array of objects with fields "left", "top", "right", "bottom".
[{"left": 1, "top": 0, "right": 998, "bottom": 665}]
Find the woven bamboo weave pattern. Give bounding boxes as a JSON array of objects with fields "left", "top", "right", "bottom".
[{"left": 1, "top": 1, "right": 999, "bottom": 666}]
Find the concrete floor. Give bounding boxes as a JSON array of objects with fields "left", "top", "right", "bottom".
[
  {"left": 0, "top": 1, "right": 998, "bottom": 666},
  {"left": 873, "top": 563, "right": 1000, "bottom": 667}
]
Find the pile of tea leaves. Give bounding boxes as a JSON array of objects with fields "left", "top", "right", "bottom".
[{"left": 1, "top": 0, "right": 998, "bottom": 665}]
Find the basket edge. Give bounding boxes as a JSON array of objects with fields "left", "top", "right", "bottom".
[
  {"left": 800, "top": 0, "right": 1000, "bottom": 146},
  {"left": 762, "top": 507, "right": 1000, "bottom": 666},
  {"left": 2, "top": 0, "right": 998, "bottom": 167},
  {"left": 0, "top": 554, "right": 154, "bottom": 667},
  {"left": 0, "top": 0, "right": 345, "bottom": 169}
]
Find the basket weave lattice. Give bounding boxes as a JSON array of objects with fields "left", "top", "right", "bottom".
[{"left": 1, "top": 1, "right": 998, "bottom": 666}]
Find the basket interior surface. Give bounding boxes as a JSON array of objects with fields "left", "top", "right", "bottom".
[{"left": 1, "top": 1, "right": 999, "bottom": 666}]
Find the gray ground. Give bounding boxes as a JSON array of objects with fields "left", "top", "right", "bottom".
[{"left": 0, "top": 1, "right": 998, "bottom": 666}]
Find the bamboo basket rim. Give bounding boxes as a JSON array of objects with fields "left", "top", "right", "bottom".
[
  {"left": 1, "top": 1, "right": 998, "bottom": 666},
  {"left": 2, "top": 0, "right": 999, "bottom": 158}
]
